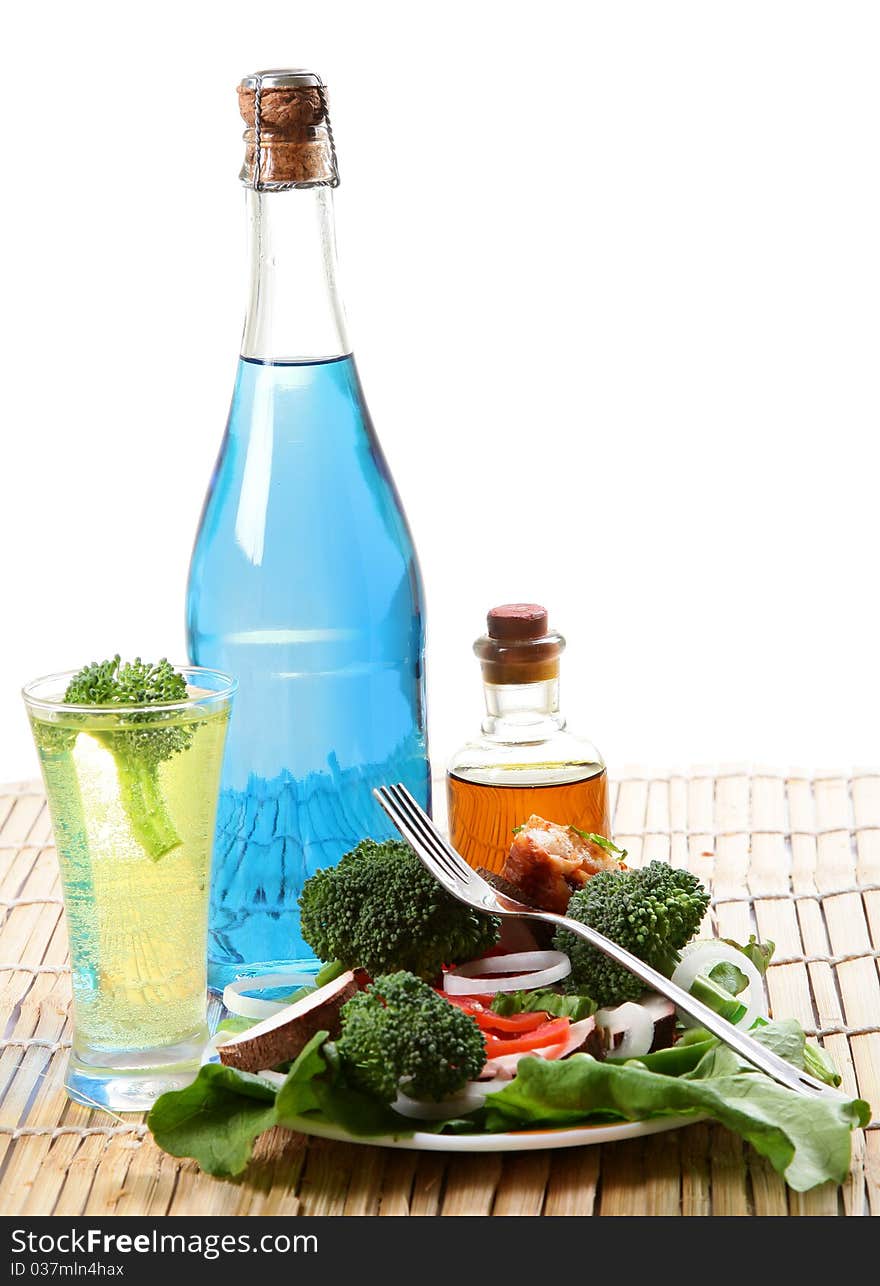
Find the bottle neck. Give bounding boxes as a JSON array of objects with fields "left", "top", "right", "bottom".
[
  {"left": 241, "top": 187, "right": 350, "bottom": 363},
  {"left": 481, "top": 678, "right": 565, "bottom": 741}
]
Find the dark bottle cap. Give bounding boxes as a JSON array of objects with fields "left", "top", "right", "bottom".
[
  {"left": 475, "top": 604, "right": 564, "bottom": 685},
  {"left": 487, "top": 604, "right": 549, "bottom": 642}
]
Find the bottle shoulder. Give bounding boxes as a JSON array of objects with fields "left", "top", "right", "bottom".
[{"left": 447, "top": 726, "right": 606, "bottom": 787}]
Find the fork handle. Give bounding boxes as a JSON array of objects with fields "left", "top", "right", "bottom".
[{"left": 524, "top": 909, "right": 840, "bottom": 1099}]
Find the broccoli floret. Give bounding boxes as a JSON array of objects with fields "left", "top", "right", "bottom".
[
  {"left": 555, "top": 861, "right": 709, "bottom": 1007},
  {"left": 63, "top": 657, "right": 194, "bottom": 860},
  {"left": 299, "top": 838, "right": 500, "bottom": 979},
  {"left": 335, "top": 971, "right": 487, "bottom": 1102}
]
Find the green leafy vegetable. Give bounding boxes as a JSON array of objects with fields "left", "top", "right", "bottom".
[
  {"left": 336, "top": 971, "right": 486, "bottom": 1102},
  {"left": 491, "top": 990, "right": 597, "bottom": 1021},
  {"left": 216, "top": 1015, "right": 257, "bottom": 1036},
  {"left": 751, "top": 1016, "right": 841, "bottom": 1088},
  {"left": 568, "top": 828, "right": 628, "bottom": 862},
  {"left": 62, "top": 656, "right": 193, "bottom": 860},
  {"left": 622, "top": 1028, "right": 717, "bottom": 1075},
  {"left": 722, "top": 934, "right": 775, "bottom": 976},
  {"left": 298, "top": 838, "right": 500, "bottom": 979},
  {"left": 148, "top": 1016, "right": 865, "bottom": 1191},
  {"left": 146, "top": 1064, "right": 277, "bottom": 1177},
  {"left": 482, "top": 1026, "right": 868, "bottom": 1191},
  {"left": 708, "top": 960, "right": 750, "bottom": 996},
  {"left": 555, "top": 861, "right": 710, "bottom": 1006}
]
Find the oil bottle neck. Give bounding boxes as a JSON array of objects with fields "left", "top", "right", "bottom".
[
  {"left": 241, "top": 187, "right": 350, "bottom": 363},
  {"left": 481, "top": 678, "right": 565, "bottom": 741}
]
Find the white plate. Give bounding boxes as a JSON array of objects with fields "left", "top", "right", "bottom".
[{"left": 283, "top": 1112, "right": 700, "bottom": 1152}]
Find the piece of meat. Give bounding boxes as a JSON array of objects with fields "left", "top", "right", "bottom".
[{"left": 500, "top": 815, "right": 622, "bottom": 913}]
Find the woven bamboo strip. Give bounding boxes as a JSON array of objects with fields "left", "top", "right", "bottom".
[
  {"left": 678, "top": 777, "right": 713, "bottom": 1218},
  {"left": 16, "top": 1101, "right": 96, "bottom": 1217},
  {"left": 852, "top": 776, "right": 880, "bottom": 1216},
  {"left": 0, "top": 796, "right": 48, "bottom": 848},
  {"left": 747, "top": 774, "right": 805, "bottom": 1216},
  {"left": 169, "top": 1156, "right": 247, "bottom": 1216},
  {"left": 642, "top": 777, "right": 671, "bottom": 865},
  {"left": 0, "top": 794, "right": 16, "bottom": 835},
  {"left": 53, "top": 1133, "right": 109, "bottom": 1216},
  {"left": 598, "top": 1138, "right": 650, "bottom": 1215},
  {"left": 612, "top": 774, "right": 649, "bottom": 868},
  {"left": 630, "top": 776, "right": 683, "bottom": 1216},
  {"left": 0, "top": 888, "right": 70, "bottom": 1186},
  {"left": 228, "top": 1128, "right": 306, "bottom": 1215},
  {"left": 110, "top": 1144, "right": 180, "bottom": 1217},
  {"left": 376, "top": 1151, "right": 418, "bottom": 1215},
  {"left": 686, "top": 771, "right": 716, "bottom": 935},
  {"left": 679, "top": 1123, "right": 711, "bottom": 1216},
  {"left": 814, "top": 776, "right": 879, "bottom": 1216},
  {"left": 708, "top": 772, "right": 752, "bottom": 1215},
  {"left": 542, "top": 1147, "right": 600, "bottom": 1215},
  {"left": 668, "top": 774, "right": 690, "bottom": 871},
  {"left": 341, "top": 1144, "right": 385, "bottom": 1216},
  {"left": 440, "top": 1153, "right": 503, "bottom": 1215},
  {"left": 83, "top": 1137, "right": 149, "bottom": 1215},
  {"left": 408, "top": 1153, "right": 445, "bottom": 1215},
  {"left": 491, "top": 1151, "right": 552, "bottom": 1215},
  {"left": 0, "top": 1049, "right": 70, "bottom": 1215},
  {"left": 296, "top": 1139, "right": 355, "bottom": 1215},
  {"left": 786, "top": 777, "right": 856, "bottom": 1216},
  {"left": 602, "top": 771, "right": 669, "bottom": 1213}
]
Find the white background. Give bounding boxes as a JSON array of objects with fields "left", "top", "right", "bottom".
[{"left": 2, "top": 1, "right": 878, "bottom": 785}]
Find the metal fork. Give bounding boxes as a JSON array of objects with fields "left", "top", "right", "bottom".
[{"left": 374, "top": 782, "right": 845, "bottom": 1100}]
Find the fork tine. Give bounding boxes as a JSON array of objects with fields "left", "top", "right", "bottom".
[
  {"left": 390, "top": 784, "right": 478, "bottom": 882},
  {"left": 373, "top": 786, "right": 462, "bottom": 891},
  {"left": 386, "top": 784, "right": 475, "bottom": 886},
  {"left": 381, "top": 785, "right": 464, "bottom": 883}
]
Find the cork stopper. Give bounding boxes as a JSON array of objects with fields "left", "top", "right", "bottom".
[
  {"left": 474, "top": 604, "right": 565, "bottom": 685},
  {"left": 238, "top": 70, "right": 339, "bottom": 190}
]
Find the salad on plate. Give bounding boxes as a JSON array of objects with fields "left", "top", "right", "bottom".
[{"left": 148, "top": 818, "right": 870, "bottom": 1191}]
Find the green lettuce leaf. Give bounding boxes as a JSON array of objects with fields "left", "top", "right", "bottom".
[
  {"left": 708, "top": 960, "right": 749, "bottom": 996},
  {"left": 491, "top": 990, "right": 597, "bottom": 1020},
  {"left": 215, "top": 1015, "right": 257, "bottom": 1035},
  {"left": 482, "top": 1023, "right": 868, "bottom": 1191},
  {"left": 147, "top": 1064, "right": 278, "bottom": 1177},
  {"left": 744, "top": 1017, "right": 841, "bottom": 1087},
  {"left": 722, "top": 934, "right": 775, "bottom": 975}
]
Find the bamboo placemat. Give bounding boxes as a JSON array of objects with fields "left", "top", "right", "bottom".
[{"left": 1, "top": 769, "right": 878, "bottom": 1217}]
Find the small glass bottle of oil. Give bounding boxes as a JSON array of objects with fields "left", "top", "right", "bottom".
[{"left": 447, "top": 604, "right": 611, "bottom": 873}]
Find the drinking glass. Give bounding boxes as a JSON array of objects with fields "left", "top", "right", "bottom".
[{"left": 23, "top": 667, "right": 236, "bottom": 1110}]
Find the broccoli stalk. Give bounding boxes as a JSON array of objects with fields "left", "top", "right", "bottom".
[
  {"left": 112, "top": 748, "right": 184, "bottom": 858},
  {"left": 555, "top": 860, "right": 710, "bottom": 1007},
  {"left": 298, "top": 838, "right": 500, "bottom": 979},
  {"left": 64, "top": 657, "right": 194, "bottom": 861},
  {"left": 335, "top": 971, "right": 487, "bottom": 1102}
]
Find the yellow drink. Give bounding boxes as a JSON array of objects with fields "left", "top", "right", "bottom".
[{"left": 25, "top": 669, "right": 234, "bottom": 1111}]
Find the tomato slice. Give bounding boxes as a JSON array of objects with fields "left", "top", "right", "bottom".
[
  {"left": 475, "top": 1010, "right": 550, "bottom": 1033},
  {"left": 441, "top": 993, "right": 553, "bottom": 1033},
  {"left": 483, "top": 1017, "right": 571, "bottom": 1056}
]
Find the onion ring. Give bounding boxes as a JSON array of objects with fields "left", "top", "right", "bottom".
[
  {"left": 223, "top": 971, "right": 315, "bottom": 1020},
  {"left": 672, "top": 941, "right": 767, "bottom": 1030},
  {"left": 442, "top": 950, "right": 571, "bottom": 996}
]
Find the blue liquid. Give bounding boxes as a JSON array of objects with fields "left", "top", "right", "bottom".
[{"left": 187, "top": 355, "right": 429, "bottom": 988}]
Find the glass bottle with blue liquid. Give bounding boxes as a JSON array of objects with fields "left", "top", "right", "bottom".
[{"left": 187, "top": 71, "right": 430, "bottom": 988}]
